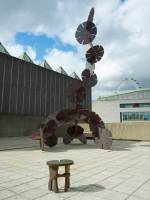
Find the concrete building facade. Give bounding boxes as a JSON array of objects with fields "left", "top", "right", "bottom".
[
  {"left": 93, "top": 88, "right": 150, "bottom": 123},
  {"left": 0, "top": 47, "right": 91, "bottom": 137}
]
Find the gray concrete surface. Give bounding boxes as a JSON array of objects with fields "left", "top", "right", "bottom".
[
  {"left": 0, "top": 137, "right": 150, "bottom": 200},
  {"left": 0, "top": 115, "right": 44, "bottom": 137}
]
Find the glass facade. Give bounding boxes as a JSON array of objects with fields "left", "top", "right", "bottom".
[
  {"left": 120, "top": 103, "right": 150, "bottom": 108},
  {"left": 121, "top": 112, "right": 150, "bottom": 121}
]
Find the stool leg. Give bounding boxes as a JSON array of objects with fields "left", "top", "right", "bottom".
[
  {"left": 65, "top": 165, "right": 70, "bottom": 192},
  {"left": 48, "top": 167, "right": 59, "bottom": 193},
  {"left": 53, "top": 167, "right": 59, "bottom": 193},
  {"left": 53, "top": 178, "right": 58, "bottom": 193},
  {"left": 48, "top": 168, "right": 53, "bottom": 191},
  {"left": 48, "top": 179, "right": 53, "bottom": 191}
]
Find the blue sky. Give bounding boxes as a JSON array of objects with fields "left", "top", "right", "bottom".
[
  {"left": 15, "top": 32, "right": 77, "bottom": 60},
  {"left": 0, "top": 0, "right": 149, "bottom": 98}
]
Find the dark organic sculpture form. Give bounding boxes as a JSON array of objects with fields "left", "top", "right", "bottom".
[
  {"left": 75, "top": 21, "right": 97, "bottom": 45},
  {"left": 33, "top": 8, "right": 112, "bottom": 149},
  {"left": 86, "top": 45, "right": 104, "bottom": 64}
]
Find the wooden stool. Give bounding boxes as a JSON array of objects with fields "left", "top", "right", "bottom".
[{"left": 47, "top": 160, "right": 74, "bottom": 193}]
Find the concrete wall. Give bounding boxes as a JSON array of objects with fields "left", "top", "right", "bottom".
[
  {"left": 79, "top": 122, "right": 150, "bottom": 141},
  {"left": 0, "top": 52, "right": 91, "bottom": 137},
  {"left": 93, "top": 99, "right": 150, "bottom": 123},
  {"left": 0, "top": 114, "right": 74, "bottom": 137},
  {"left": 106, "top": 122, "right": 150, "bottom": 141},
  {"left": 1, "top": 114, "right": 149, "bottom": 141},
  {"left": 0, "top": 52, "right": 91, "bottom": 117},
  {"left": 92, "top": 100, "right": 120, "bottom": 123},
  {"left": 0, "top": 115, "right": 44, "bottom": 137}
]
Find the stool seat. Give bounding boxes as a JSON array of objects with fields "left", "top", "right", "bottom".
[
  {"left": 47, "top": 159, "right": 74, "bottom": 166},
  {"left": 47, "top": 159, "right": 74, "bottom": 193}
]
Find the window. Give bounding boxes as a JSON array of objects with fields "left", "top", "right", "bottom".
[
  {"left": 144, "top": 112, "right": 150, "bottom": 120},
  {"left": 133, "top": 103, "right": 139, "bottom": 108},
  {"left": 121, "top": 112, "right": 150, "bottom": 122},
  {"left": 139, "top": 103, "right": 150, "bottom": 107},
  {"left": 120, "top": 104, "right": 132, "bottom": 108},
  {"left": 120, "top": 103, "right": 150, "bottom": 108}
]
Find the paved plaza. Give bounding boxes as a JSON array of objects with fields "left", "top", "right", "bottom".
[{"left": 0, "top": 137, "right": 150, "bottom": 200}]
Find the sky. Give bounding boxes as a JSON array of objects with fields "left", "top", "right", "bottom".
[{"left": 0, "top": 0, "right": 150, "bottom": 99}]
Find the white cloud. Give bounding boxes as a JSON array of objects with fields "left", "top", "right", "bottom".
[
  {"left": 25, "top": 46, "right": 36, "bottom": 61},
  {"left": 5, "top": 43, "right": 36, "bottom": 61},
  {"left": 0, "top": 0, "right": 150, "bottom": 99},
  {"left": 6, "top": 44, "right": 24, "bottom": 57},
  {"left": 45, "top": 48, "right": 84, "bottom": 77}
]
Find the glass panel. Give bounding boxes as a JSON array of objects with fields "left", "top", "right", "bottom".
[
  {"left": 139, "top": 103, "right": 150, "bottom": 107},
  {"left": 128, "top": 112, "right": 132, "bottom": 120},
  {"left": 122, "top": 112, "right": 150, "bottom": 121},
  {"left": 120, "top": 103, "right": 150, "bottom": 108},
  {"left": 139, "top": 112, "right": 144, "bottom": 120},
  {"left": 123, "top": 113, "right": 127, "bottom": 120},
  {"left": 144, "top": 112, "right": 150, "bottom": 120},
  {"left": 135, "top": 112, "right": 139, "bottom": 120},
  {"left": 133, "top": 103, "right": 139, "bottom": 108}
]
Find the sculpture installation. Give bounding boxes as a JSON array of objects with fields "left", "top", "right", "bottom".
[{"left": 34, "top": 8, "right": 112, "bottom": 150}]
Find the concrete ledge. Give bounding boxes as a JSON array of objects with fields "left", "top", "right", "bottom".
[
  {"left": 1, "top": 115, "right": 150, "bottom": 141},
  {"left": 0, "top": 115, "right": 44, "bottom": 137},
  {"left": 78, "top": 122, "right": 150, "bottom": 141},
  {"left": 106, "top": 122, "right": 150, "bottom": 141}
]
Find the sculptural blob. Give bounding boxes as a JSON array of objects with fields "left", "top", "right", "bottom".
[{"left": 33, "top": 8, "right": 112, "bottom": 150}]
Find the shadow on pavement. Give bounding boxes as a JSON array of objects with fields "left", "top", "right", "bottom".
[{"left": 63, "top": 184, "right": 105, "bottom": 193}]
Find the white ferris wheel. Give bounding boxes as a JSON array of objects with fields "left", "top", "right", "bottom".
[{"left": 117, "top": 78, "right": 142, "bottom": 92}]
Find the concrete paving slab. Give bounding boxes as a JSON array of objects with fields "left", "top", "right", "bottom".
[{"left": 0, "top": 137, "right": 150, "bottom": 200}]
